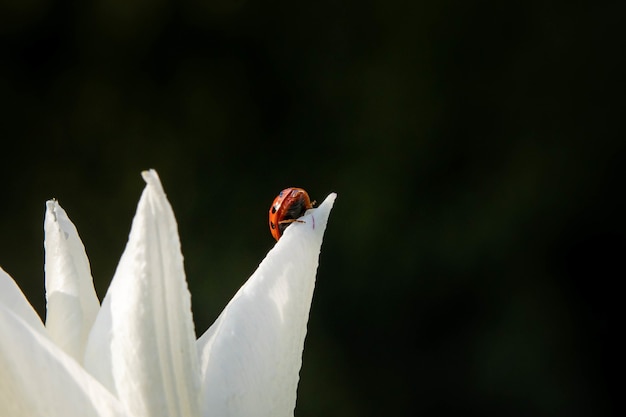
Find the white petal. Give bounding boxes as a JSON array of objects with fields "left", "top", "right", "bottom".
[
  {"left": 44, "top": 200, "right": 100, "bottom": 361},
  {"left": 0, "top": 304, "right": 126, "bottom": 417},
  {"left": 0, "top": 266, "right": 45, "bottom": 334},
  {"left": 197, "top": 192, "right": 337, "bottom": 417},
  {"left": 84, "top": 170, "right": 200, "bottom": 417}
]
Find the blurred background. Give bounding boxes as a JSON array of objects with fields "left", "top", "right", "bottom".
[{"left": 1, "top": 0, "right": 623, "bottom": 416}]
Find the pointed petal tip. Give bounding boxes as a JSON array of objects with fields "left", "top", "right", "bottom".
[
  {"left": 310, "top": 192, "right": 337, "bottom": 224},
  {"left": 44, "top": 199, "right": 74, "bottom": 233},
  {"left": 320, "top": 192, "right": 337, "bottom": 208},
  {"left": 141, "top": 169, "right": 168, "bottom": 198},
  {"left": 141, "top": 169, "right": 160, "bottom": 184},
  {"left": 45, "top": 199, "right": 58, "bottom": 217}
]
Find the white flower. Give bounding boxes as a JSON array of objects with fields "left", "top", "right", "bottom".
[{"left": 0, "top": 170, "right": 336, "bottom": 417}]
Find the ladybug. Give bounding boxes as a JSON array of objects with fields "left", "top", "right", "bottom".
[{"left": 269, "top": 187, "right": 315, "bottom": 241}]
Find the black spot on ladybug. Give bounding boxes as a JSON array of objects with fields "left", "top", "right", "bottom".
[
  {"left": 271, "top": 206, "right": 277, "bottom": 214},
  {"left": 270, "top": 222, "right": 276, "bottom": 230}
]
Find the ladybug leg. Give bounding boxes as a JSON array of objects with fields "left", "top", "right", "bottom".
[{"left": 279, "top": 219, "right": 306, "bottom": 225}]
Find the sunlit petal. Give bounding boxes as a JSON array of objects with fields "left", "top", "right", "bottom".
[
  {"left": 0, "top": 266, "right": 45, "bottom": 334},
  {"left": 44, "top": 200, "right": 100, "bottom": 361},
  {"left": 0, "top": 304, "right": 126, "bottom": 417},
  {"left": 84, "top": 170, "right": 200, "bottom": 417},
  {"left": 197, "top": 193, "right": 337, "bottom": 417}
]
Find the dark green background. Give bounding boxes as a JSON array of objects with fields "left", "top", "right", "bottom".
[{"left": 1, "top": 1, "right": 622, "bottom": 416}]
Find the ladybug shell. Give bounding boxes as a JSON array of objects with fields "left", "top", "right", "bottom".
[{"left": 269, "top": 187, "right": 313, "bottom": 241}]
